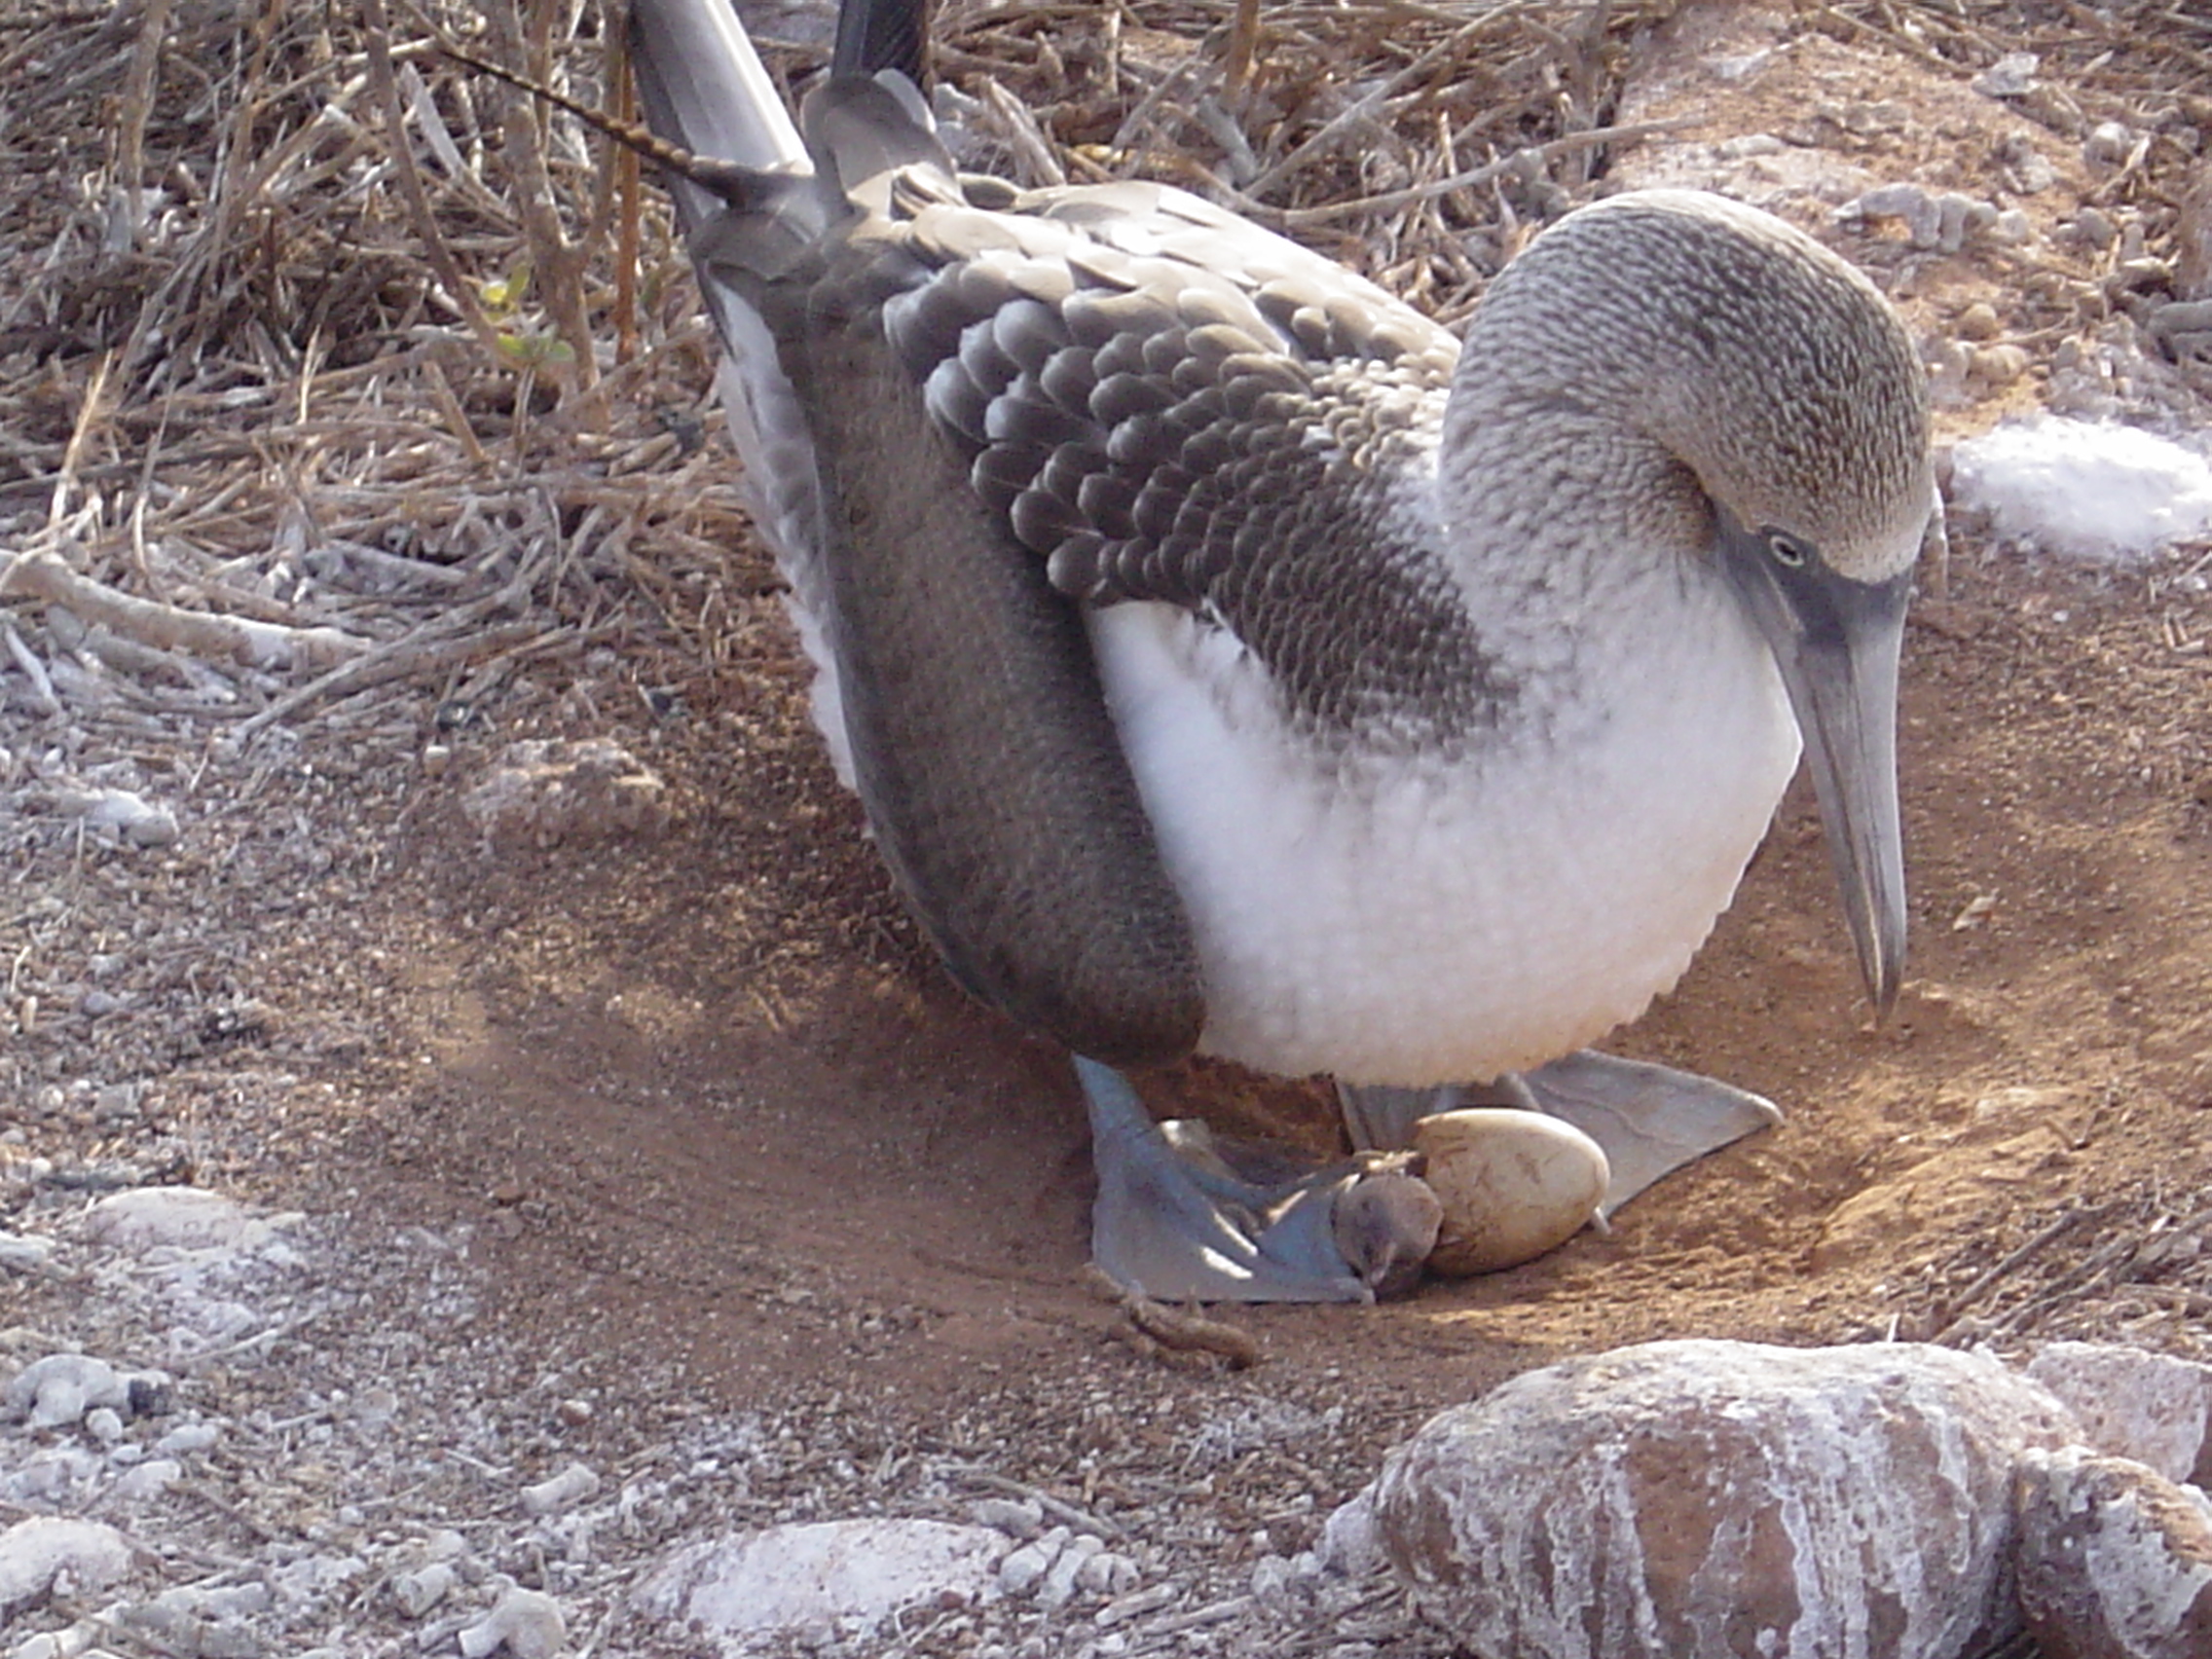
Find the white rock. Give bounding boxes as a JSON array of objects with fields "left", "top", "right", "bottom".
[
  {"left": 82, "top": 1188, "right": 276, "bottom": 1253},
  {"left": 1951, "top": 417, "right": 2212, "bottom": 562},
  {"left": 2027, "top": 1342, "right": 2212, "bottom": 1486},
  {"left": 997, "top": 1526, "right": 1066, "bottom": 1596},
  {"left": 635, "top": 1519, "right": 1003, "bottom": 1637},
  {"left": 519, "top": 1462, "right": 600, "bottom": 1517},
  {"left": 48, "top": 787, "right": 178, "bottom": 848},
  {"left": 109, "top": 1458, "right": 180, "bottom": 1503},
  {"left": 1249, "top": 1553, "right": 1300, "bottom": 1610},
  {"left": 1972, "top": 51, "right": 2040, "bottom": 97},
  {"left": 1413, "top": 1110, "right": 1606, "bottom": 1275},
  {"left": 393, "top": 1561, "right": 458, "bottom": 1618},
  {"left": 1366, "top": 1340, "right": 2080, "bottom": 1659},
  {"left": 5, "top": 1354, "right": 128, "bottom": 1428},
  {"left": 458, "top": 1584, "right": 568, "bottom": 1659},
  {"left": 153, "top": 1421, "right": 220, "bottom": 1457},
  {"left": 4, "top": 1446, "right": 100, "bottom": 1503},
  {"left": 969, "top": 1496, "right": 1045, "bottom": 1539},
  {"left": 1077, "top": 1550, "right": 1139, "bottom": 1596},
  {"left": 0, "top": 1232, "right": 55, "bottom": 1272},
  {"left": 1040, "top": 1531, "right": 1103, "bottom": 1610},
  {"left": 0, "top": 1517, "right": 134, "bottom": 1620},
  {"left": 82, "top": 1408, "right": 123, "bottom": 1445},
  {"left": 2014, "top": 1445, "right": 2212, "bottom": 1658},
  {"left": 1312, "top": 1490, "right": 1387, "bottom": 1579}
]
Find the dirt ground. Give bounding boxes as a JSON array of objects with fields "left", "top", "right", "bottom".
[
  {"left": 6, "top": 0, "right": 2212, "bottom": 1651},
  {"left": 316, "top": 0, "right": 2212, "bottom": 1413}
]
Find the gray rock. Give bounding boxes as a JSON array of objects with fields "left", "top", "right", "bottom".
[{"left": 998, "top": 1527, "right": 1065, "bottom": 1596}]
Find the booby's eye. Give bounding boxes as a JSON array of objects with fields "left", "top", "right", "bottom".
[{"left": 1764, "top": 531, "right": 1813, "bottom": 570}]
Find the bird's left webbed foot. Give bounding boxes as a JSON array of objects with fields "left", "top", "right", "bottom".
[
  {"left": 1339, "top": 1049, "right": 1782, "bottom": 1221},
  {"left": 1080, "top": 1059, "right": 1439, "bottom": 1304}
]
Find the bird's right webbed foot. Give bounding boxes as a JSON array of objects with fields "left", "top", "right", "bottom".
[{"left": 1078, "top": 1059, "right": 1438, "bottom": 1304}]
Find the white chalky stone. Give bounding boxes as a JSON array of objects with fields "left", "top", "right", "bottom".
[
  {"left": 635, "top": 1519, "right": 1003, "bottom": 1637},
  {"left": 0, "top": 1517, "right": 134, "bottom": 1619},
  {"left": 2013, "top": 1445, "right": 2212, "bottom": 1659},
  {"left": 2026, "top": 1343, "right": 2212, "bottom": 1486},
  {"left": 1360, "top": 1340, "right": 2082, "bottom": 1659}
]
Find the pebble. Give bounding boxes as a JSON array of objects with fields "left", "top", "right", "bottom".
[
  {"left": 2072, "top": 205, "right": 2119, "bottom": 249},
  {"left": 1958, "top": 301, "right": 2003, "bottom": 342},
  {"left": 998, "top": 1527, "right": 1065, "bottom": 1595},
  {"left": 5, "top": 1354, "right": 130, "bottom": 1429},
  {"left": 1852, "top": 184, "right": 1998, "bottom": 253},
  {"left": 0, "top": 1517, "right": 134, "bottom": 1621},
  {"left": 393, "top": 1561, "right": 459, "bottom": 1617},
  {"left": 1972, "top": 50, "right": 2040, "bottom": 97},
  {"left": 153, "top": 1420, "right": 221, "bottom": 1457},
  {"left": 1249, "top": 1553, "right": 1301, "bottom": 1610},
  {"left": 82, "top": 1187, "right": 277, "bottom": 1253},
  {"left": 519, "top": 1461, "right": 600, "bottom": 1516},
  {"left": 2084, "top": 120, "right": 2136, "bottom": 169},
  {"left": 109, "top": 1459, "right": 181, "bottom": 1503},
  {"left": 1077, "top": 1549, "right": 1139, "bottom": 1597},
  {"left": 1040, "top": 1531, "right": 1103, "bottom": 1609},
  {"left": 48, "top": 786, "right": 179, "bottom": 848},
  {"left": 0, "top": 1233, "right": 55, "bottom": 1273},
  {"left": 635, "top": 1519, "right": 1006, "bottom": 1639},
  {"left": 970, "top": 1496, "right": 1045, "bottom": 1539},
  {"left": 458, "top": 1583, "right": 568, "bottom": 1659},
  {"left": 1970, "top": 344, "right": 2032, "bottom": 387}
]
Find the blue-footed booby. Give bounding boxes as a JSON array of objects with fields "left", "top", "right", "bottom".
[{"left": 624, "top": 0, "right": 1933, "bottom": 1302}]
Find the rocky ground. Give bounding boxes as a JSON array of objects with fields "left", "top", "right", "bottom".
[{"left": 5, "top": 1, "right": 2212, "bottom": 1655}]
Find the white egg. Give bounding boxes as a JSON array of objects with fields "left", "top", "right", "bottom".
[{"left": 1413, "top": 1109, "right": 1608, "bottom": 1275}]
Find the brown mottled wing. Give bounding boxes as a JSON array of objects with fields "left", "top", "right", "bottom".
[{"left": 878, "top": 182, "right": 1507, "bottom": 747}]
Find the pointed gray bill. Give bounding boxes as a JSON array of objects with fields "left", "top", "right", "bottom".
[{"left": 1717, "top": 516, "right": 1911, "bottom": 1014}]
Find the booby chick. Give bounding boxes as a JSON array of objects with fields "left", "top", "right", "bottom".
[{"left": 626, "top": 0, "right": 1934, "bottom": 1302}]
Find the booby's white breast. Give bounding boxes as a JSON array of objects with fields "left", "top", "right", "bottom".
[{"left": 1086, "top": 556, "right": 1802, "bottom": 1087}]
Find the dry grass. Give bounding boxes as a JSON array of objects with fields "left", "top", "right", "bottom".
[{"left": 0, "top": 0, "right": 2202, "bottom": 733}]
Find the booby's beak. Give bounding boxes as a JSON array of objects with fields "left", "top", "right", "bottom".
[{"left": 1717, "top": 516, "right": 1911, "bottom": 1016}]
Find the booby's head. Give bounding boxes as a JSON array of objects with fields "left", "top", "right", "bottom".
[{"left": 1455, "top": 188, "right": 1933, "bottom": 1014}]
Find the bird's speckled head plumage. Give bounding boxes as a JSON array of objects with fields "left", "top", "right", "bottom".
[{"left": 1450, "top": 189, "right": 1933, "bottom": 585}]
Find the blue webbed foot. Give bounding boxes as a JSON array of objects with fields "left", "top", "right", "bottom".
[{"left": 1079, "top": 1059, "right": 1438, "bottom": 1304}]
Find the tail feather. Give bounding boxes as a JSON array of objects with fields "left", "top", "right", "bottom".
[
  {"left": 831, "top": 0, "right": 931, "bottom": 83},
  {"left": 628, "top": 0, "right": 807, "bottom": 228},
  {"left": 801, "top": 71, "right": 954, "bottom": 201}
]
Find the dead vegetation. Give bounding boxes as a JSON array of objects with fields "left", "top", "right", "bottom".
[{"left": 3, "top": 0, "right": 2204, "bottom": 699}]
